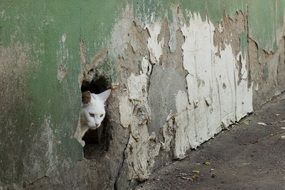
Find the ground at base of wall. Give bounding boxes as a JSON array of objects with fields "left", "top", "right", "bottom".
[{"left": 136, "top": 93, "right": 285, "bottom": 190}]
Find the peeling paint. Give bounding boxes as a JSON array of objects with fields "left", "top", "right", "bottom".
[
  {"left": 170, "top": 13, "right": 253, "bottom": 159},
  {"left": 140, "top": 57, "right": 152, "bottom": 75},
  {"left": 1, "top": 1, "right": 285, "bottom": 189},
  {"left": 235, "top": 52, "right": 253, "bottom": 120},
  {"left": 146, "top": 23, "right": 164, "bottom": 64},
  {"left": 127, "top": 73, "right": 148, "bottom": 101},
  {"left": 181, "top": 13, "right": 219, "bottom": 151},
  {"left": 119, "top": 58, "right": 160, "bottom": 181},
  {"left": 119, "top": 95, "right": 133, "bottom": 129},
  {"left": 57, "top": 33, "right": 68, "bottom": 82},
  {"left": 160, "top": 112, "right": 175, "bottom": 152},
  {"left": 173, "top": 91, "right": 194, "bottom": 159}
]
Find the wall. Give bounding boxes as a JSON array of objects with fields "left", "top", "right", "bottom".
[{"left": 0, "top": 0, "right": 284, "bottom": 189}]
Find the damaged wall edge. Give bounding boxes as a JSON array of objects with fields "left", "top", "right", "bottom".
[
  {"left": 114, "top": 4, "right": 285, "bottom": 188},
  {"left": 0, "top": 1, "right": 285, "bottom": 190}
]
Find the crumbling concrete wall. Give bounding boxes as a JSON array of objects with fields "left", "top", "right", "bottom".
[{"left": 0, "top": 1, "right": 285, "bottom": 190}]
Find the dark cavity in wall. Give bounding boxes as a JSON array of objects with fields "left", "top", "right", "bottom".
[{"left": 81, "top": 76, "right": 112, "bottom": 159}]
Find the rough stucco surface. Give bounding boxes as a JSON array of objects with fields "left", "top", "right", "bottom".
[
  {"left": 0, "top": 1, "right": 285, "bottom": 190},
  {"left": 0, "top": 43, "right": 32, "bottom": 187}
]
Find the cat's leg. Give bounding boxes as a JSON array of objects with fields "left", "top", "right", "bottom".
[
  {"left": 74, "top": 124, "right": 89, "bottom": 147},
  {"left": 80, "top": 126, "right": 89, "bottom": 145}
]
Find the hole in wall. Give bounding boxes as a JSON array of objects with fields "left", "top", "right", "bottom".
[
  {"left": 81, "top": 76, "right": 112, "bottom": 159},
  {"left": 81, "top": 76, "right": 110, "bottom": 94}
]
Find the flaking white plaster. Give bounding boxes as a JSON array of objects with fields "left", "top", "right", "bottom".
[
  {"left": 119, "top": 58, "right": 160, "bottom": 181},
  {"left": 173, "top": 13, "right": 253, "bottom": 159},
  {"left": 119, "top": 95, "right": 133, "bottom": 129},
  {"left": 146, "top": 23, "right": 164, "bottom": 64},
  {"left": 118, "top": 11, "right": 253, "bottom": 176}
]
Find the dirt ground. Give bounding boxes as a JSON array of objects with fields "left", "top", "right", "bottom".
[{"left": 136, "top": 94, "right": 285, "bottom": 190}]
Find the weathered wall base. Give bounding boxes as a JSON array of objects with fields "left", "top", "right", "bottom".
[{"left": 0, "top": 1, "right": 285, "bottom": 190}]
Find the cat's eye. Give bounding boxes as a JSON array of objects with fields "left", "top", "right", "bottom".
[
  {"left": 100, "top": 114, "right": 104, "bottom": 117},
  {"left": 89, "top": 113, "right": 95, "bottom": 117}
]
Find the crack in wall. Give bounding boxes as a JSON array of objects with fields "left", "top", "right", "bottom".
[
  {"left": 23, "top": 175, "right": 49, "bottom": 189},
  {"left": 114, "top": 134, "right": 130, "bottom": 190}
]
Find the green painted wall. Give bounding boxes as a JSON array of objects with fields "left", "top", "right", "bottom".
[
  {"left": 0, "top": 0, "right": 284, "bottom": 186},
  {"left": 0, "top": 0, "right": 127, "bottom": 185},
  {"left": 132, "top": 0, "right": 284, "bottom": 51}
]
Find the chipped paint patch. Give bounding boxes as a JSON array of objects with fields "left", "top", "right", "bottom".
[
  {"left": 235, "top": 52, "right": 253, "bottom": 120},
  {"left": 119, "top": 58, "right": 160, "bottom": 181},
  {"left": 171, "top": 13, "right": 253, "bottom": 159},
  {"left": 140, "top": 57, "right": 152, "bottom": 75},
  {"left": 57, "top": 33, "right": 68, "bottom": 82},
  {"left": 146, "top": 23, "right": 164, "bottom": 64},
  {"left": 119, "top": 95, "right": 133, "bottom": 129},
  {"left": 173, "top": 91, "right": 193, "bottom": 159},
  {"left": 127, "top": 73, "right": 148, "bottom": 101},
  {"left": 160, "top": 112, "right": 175, "bottom": 152}
]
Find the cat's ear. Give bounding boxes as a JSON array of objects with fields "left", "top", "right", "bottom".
[
  {"left": 97, "top": 89, "right": 111, "bottom": 102},
  {"left": 82, "top": 91, "right": 91, "bottom": 104}
]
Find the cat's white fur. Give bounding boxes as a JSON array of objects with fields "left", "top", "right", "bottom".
[{"left": 74, "top": 89, "right": 111, "bottom": 146}]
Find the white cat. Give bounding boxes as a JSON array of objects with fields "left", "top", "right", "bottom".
[{"left": 74, "top": 89, "right": 111, "bottom": 146}]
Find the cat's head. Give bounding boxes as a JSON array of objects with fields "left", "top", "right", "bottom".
[{"left": 82, "top": 89, "right": 111, "bottom": 129}]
